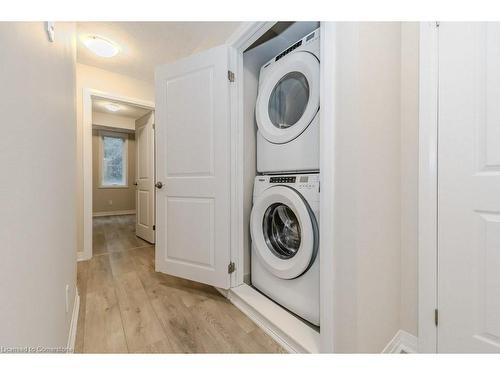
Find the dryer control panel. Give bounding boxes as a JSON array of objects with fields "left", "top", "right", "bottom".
[{"left": 260, "top": 27, "right": 320, "bottom": 74}]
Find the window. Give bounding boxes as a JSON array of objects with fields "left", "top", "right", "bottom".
[{"left": 99, "top": 131, "right": 128, "bottom": 188}]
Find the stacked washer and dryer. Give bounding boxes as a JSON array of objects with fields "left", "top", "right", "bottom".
[{"left": 250, "top": 28, "right": 321, "bottom": 326}]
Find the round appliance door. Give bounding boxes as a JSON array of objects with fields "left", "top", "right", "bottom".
[
  {"left": 250, "top": 185, "right": 318, "bottom": 280},
  {"left": 255, "top": 51, "right": 320, "bottom": 144}
]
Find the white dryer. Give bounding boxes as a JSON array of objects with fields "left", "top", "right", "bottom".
[
  {"left": 250, "top": 174, "right": 319, "bottom": 326},
  {"left": 255, "top": 28, "right": 320, "bottom": 174}
]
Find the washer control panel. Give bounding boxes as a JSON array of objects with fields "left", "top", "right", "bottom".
[
  {"left": 254, "top": 174, "right": 320, "bottom": 203},
  {"left": 270, "top": 176, "right": 296, "bottom": 184},
  {"left": 257, "top": 174, "right": 319, "bottom": 192},
  {"left": 297, "top": 175, "right": 316, "bottom": 189}
]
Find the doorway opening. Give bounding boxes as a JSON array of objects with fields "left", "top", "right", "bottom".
[
  {"left": 80, "top": 89, "right": 155, "bottom": 261},
  {"left": 92, "top": 98, "right": 155, "bottom": 256}
]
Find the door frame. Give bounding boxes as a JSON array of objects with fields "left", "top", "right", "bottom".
[
  {"left": 418, "top": 22, "right": 439, "bottom": 353},
  {"left": 226, "top": 21, "right": 336, "bottom": 353},
  {"left": 80, "top": 88, "right": 155, "bottom": 261}
]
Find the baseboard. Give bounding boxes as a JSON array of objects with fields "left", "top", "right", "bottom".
[
  {"left": 382, "top": 330, "right": 418, "bottom": 353},
  {"left": 215, "top": 287, "right": 229, "bottom": 298},
  {"left": 67, "top": 291, "right": 80, "bottom": 353},
  {"left": 92, "top": 210, "right": 136, "bottom": 217},
  {"left": 227, "top": 284, "right": 320, "bottom": 353},
  {"left": 77, "top": 251, "right": 89, "bottom": 262}
]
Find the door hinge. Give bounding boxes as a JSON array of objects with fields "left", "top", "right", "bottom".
[
  {"left": 228, "top": 262, "right": 236, "bottom": 274},
  {"left": 435, "top": 21, "right": 440, "bottom": 28},
  {"left": 228, "top": 70, "right": 235, "bottom": 83},
  {"left": 152, "top": 123, "right": 155, "bottom": 130},
  {"left": 434, "top": 309, "right": 439, "bottom": 326},
  {"left": 153, "top": 225, "right": 155, "bottom": 230}
]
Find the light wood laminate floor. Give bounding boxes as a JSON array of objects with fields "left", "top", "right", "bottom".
[
  {"left": 75, "top": 215, "right": 285, "bottom": 353},
  {"left": 92, "top": 215, "right": 150, "bottom": 255}
]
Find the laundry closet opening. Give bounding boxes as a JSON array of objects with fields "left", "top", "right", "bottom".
[{"left": 232, "top": 21, "right": 322, "bottom": 347}]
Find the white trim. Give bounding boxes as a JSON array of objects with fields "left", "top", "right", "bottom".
[
  {"left": 225, "top": 22, "right": 276, "bottom": 51},
  {"left": 92, "top": 124, "right": 135, "bottom": 134},
  {"left": 82, "top": 88, "right": 154, "bottom": 261},
  {"left": 418, "top": 22, "right": 439, "bottom": 353},
  {"left": 319, "top": 21, "right": 336, "bottom": 353},
  {"left": 93, "top": 209, "right": 136, "bottom": 217},
  {"left": 228, "top": 21, "right": 278, "bottom": 289},
  {"left": 215, "top": 287, "right": 229, "bottom": 298},
  {"left": 226, "top": 21, "right": 335, "bottom": 353},
  {"left": 228, "top": 41, "right": 241, "bottom": 289},
  {"left": 382, "top": 330, "right": 418, "bottom": 354},
  {"left": 228, "top": 284, "right": 320, "bottom": 353},
  {"left": 66, "top": 292, "right": 80, "bottom": 353},
  {"left": 77, "top": 251, "right": 87, "bottom": 262}
]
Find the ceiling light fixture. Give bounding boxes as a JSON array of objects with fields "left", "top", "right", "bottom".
[
  {"left": 104, "top": 103, "right": 121, "bottom": 112},
  {"left": 83, "top": 35, "right": 119, "bottom": 58}
]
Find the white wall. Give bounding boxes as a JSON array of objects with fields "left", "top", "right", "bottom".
[
  {"left": 400, "top": 22, "right": 419, "bottom": 337},
  {"left": 332, "top": 22, "right": 403, "bottom": 352},
  {"left": 76, "top": 63, "right": 154, "bottom": 253},
  {"left": 0, "top": 22, "right": 77, "bottom": 347}
]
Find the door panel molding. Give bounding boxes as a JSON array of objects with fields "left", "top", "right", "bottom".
[
  {"left": 420, "top": 22, "right": 500, "bottom": 353},
  {"left": 155, "top": 44, "right": 232, "bottom": 289},
  {"left": 437, "top": 22, "right": 500, "bottom": 353}
]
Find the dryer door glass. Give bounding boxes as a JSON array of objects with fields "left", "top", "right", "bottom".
[
  {"left": 262, "top": 203, "right": 301, "bottom": 259},
  {"left": 268, "top": 71, "right": 310, "bottom": 129}
]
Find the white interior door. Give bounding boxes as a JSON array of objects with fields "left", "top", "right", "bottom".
[
  {"left": 438, "top": 22, "right": 500, "bottom": 352},
  {"left": 155, "top": 45, "right": 232, "bottom": 289},
  {"left": 135, "top": 111, "right": 155, "bottom": 243}
]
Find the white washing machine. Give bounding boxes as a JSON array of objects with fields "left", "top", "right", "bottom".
[
  {"left": 250, "top": 174, "right": 319, "bottom": 326},
  {"left": 255, "top": 28, "right": 320, "bottom": 174}
]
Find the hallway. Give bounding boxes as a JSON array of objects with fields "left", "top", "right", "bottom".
[
  {"left": 75, "top": 215, "right": 284, "bottom": 353},
  {"left": 92, "top": 215, "right": 149, "bottom": 255}
]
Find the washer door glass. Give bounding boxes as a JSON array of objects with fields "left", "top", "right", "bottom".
[
  {"left": 268, "top": 71, "right": 310, "bottom": 129},
  {"left": 250, "top": 185, "right": 316, "bottom": 279},
  {"left": 263, "top": 203, "right": 301, "bottom": 259}
]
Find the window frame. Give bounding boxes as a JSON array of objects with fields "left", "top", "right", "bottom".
[{"left": 98, "top": 130, "right": 129, "bottom": 189}]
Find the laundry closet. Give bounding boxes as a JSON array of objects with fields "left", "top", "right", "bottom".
[
  {"left": 153, "top": 21, "right": 324, "bottom": 352},
  {"left": 154, "top": 22, "right": 405, "bottom": 353},
  {"left": 238, "top": 21, "right": 322, "bottom": 347}
]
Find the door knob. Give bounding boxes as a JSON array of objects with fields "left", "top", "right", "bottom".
[
  {"left": 134, "top": 182, "right": 138, "bottom": 186},
  {"left": 155, "top": 181, "right": 163, "bottom": 189}
]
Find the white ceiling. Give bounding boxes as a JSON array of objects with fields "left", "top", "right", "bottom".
[
  {"left": 77, "top": 22, "right": 242, "bottom": 82},
  {"left": 92, "top": 98, "right": 151, "bottom": 119}
]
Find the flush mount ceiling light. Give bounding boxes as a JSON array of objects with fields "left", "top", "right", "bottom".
[
  {"left": 104, "top": 103, "right": 121, "bottom": 112},
  {"left": 83, "top": 35, "right": 119, "bottom": 57}
]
